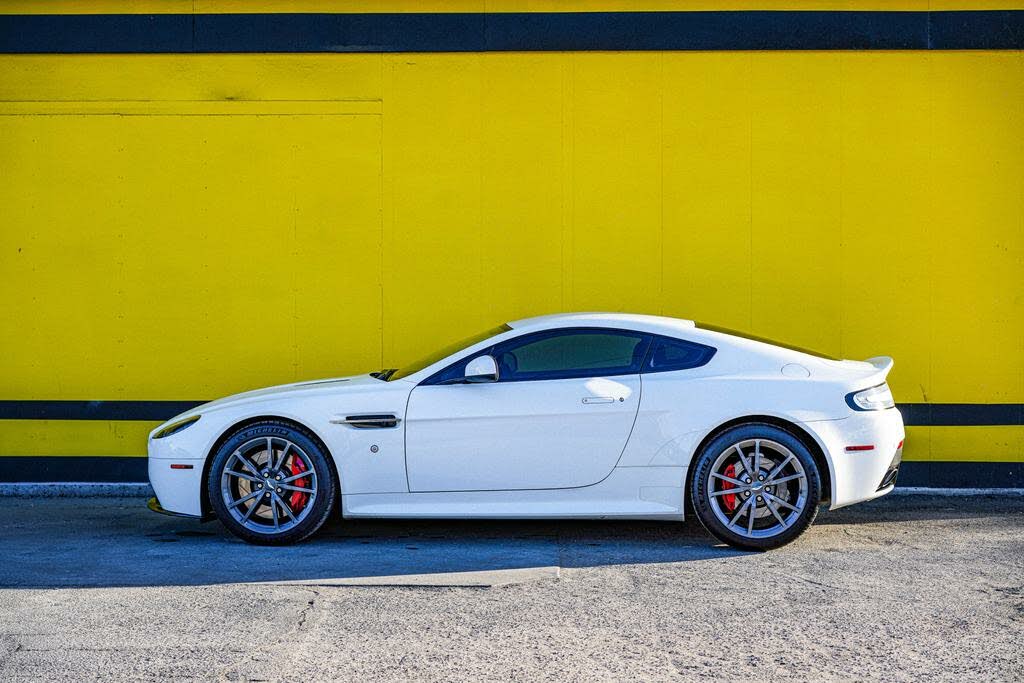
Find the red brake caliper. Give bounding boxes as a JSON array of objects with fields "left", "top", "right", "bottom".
[
  {"left": 722, "top": 463, "right": 737, "bottom": 512},
  {"left": 288, "top": 456, "right": 310, "bottom": 513}
]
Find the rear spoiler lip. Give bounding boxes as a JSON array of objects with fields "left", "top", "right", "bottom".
[{"left": 864, "top": 356, "right": 895, "bottom": 377}]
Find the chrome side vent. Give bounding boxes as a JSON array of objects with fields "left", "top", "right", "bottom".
[{"left": 330, "top": 414, "right": 401, "bottom": 429}]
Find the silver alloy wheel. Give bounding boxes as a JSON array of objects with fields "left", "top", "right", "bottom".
[
  {"left": 220, "top": 436, "right": 318, "bottom": 534},
  {"left": 706, "top": 438, "right": 808, "bottom": 539}
]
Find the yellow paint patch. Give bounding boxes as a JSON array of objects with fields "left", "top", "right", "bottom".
[
  {"left": 0, "top": 51, "right": 1022, "bottom": 461},
  {"left": 1, "top": 96, "right": 383, "bottom": 399},
  {"left": 903, "top": 426, "right": 1024, "bottom": 463},
  {"left": 0, "top": 421, "right": 156, "bottom": 457}
]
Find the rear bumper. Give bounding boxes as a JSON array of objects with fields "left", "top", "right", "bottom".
[
  {"left": 876, "top": 446, "right": 903, "bottom": 491},
  {"left": 147, "top": 496, "right": 211, "bottom": 521},
  {"left": 808, "top": 407, "right": 906, "bottom": 509}
]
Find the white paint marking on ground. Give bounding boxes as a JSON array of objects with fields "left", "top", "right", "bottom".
[
  {"left": 890, "top": 487, "right": 1024, "bottom": 496},
  {"left": 264, "top": 565, "right": 562, "bottom": 588}
]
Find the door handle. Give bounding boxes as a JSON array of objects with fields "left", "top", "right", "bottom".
[{"left": 581, "top": 397, "right": 616, "bottom": 404}]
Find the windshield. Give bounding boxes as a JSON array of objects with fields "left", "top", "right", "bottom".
[
  {"left": 382, "top": 324, "right": 512, "bottom": 381},
  {"left": 697, "top": 322, "right": 839, "bottom": 360}
]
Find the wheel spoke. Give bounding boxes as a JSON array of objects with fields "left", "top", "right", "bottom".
[
  {"left": 265, "top": 438, "right": 276, "bottom": 470},
  {"left": 277, "top": 442, "right": 291, "bottom": 471},
  {"left": 764, "top": 491, "right": 799, "bottom": 513},
  {"left": 273, "top": 492, "right": 297, "bottom": 520},
  {"left": 278, "top": 483, "right": 314, "bottom": 494},
  {"left": 710, "top": 487, "right": 749, "bottom": 497},
  {"left": 270, "top": 495, "right": 280, "bottom": 529},
  {"left": 241, "top": 495, "right": 264, "bottom": 522},
  {"left": 752, "top": 439, "right": 761, "bottom": 477},
  {"left": 764, "top": 454, "right": 795, "bottom": 482},
  {"left": 767, "top": 472, "right": 805, "bottom": 487},
  {"left": 227, "top": 489, "right": 262, "bottom": 510},
  {"left": 279, "top": 470, "right": 314, "bottom": 484},
  {"left": 734, "top": 444, "right": 754, "bottom": 479},
  {"left": 225, "top": 469, "right": 260, "bottom": 483},
  {"left": 233, "top": 450, "right": 262, "bottom": 476},
  {"left": 765, "top": 498, "right": 787, "bottom": 527},
  {"left": 729, "top": 497, "right": 752, "bottom": 527},
  {"left": 746, "top": 496, "right": 757, "bottom": 535},
  {"left": 710, "top": 472, "right": 746, "bottom": 487}
]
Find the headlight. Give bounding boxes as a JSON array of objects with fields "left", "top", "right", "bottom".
[
  {"left": 153, "top": 415, "right": 201, "bottom": 439},
  {"left": 846, "top": 384, "right": 895, "bottom": 411}
]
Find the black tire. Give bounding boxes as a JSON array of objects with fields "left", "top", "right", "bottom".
[
  {"left": 207, "top": 420, "right": 337, "bottom": 545},
  {"left": 691, "top": 423, "right": 821, "bottom": 551}
]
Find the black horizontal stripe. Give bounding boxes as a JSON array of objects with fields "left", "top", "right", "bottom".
[
  {"left": 0, "top": 400, "right": 1021, "bottom": 426},
  {"left": 0, "top": 401, "right": 204, "bottom": 421},
  {"left": 896, "top": 461, "right": 1023, "bottom": 489},
  {"left": 897, "top": 403, "right": 1024, "bottom": 427},
  {"left": 0, "top": 456, "right": 149, "bottom": 483},
  {"left": 0, "top": 456, "right": 1019, "bottom": 488},
  {"left": 0, "top": 10, "right": 1021, "bottom": 53}
]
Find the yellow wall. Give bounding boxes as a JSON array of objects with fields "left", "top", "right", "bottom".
[{"left": 1, "top": 51, "right": 1022, "bottom": 462}]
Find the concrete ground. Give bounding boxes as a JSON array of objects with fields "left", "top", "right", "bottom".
[{"left": 0, "top": 494, "right": 1021, "bottom": 681}]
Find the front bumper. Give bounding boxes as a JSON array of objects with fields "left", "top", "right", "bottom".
[{"left": 148, "top": 425, "right": 210, "bottom": 517}]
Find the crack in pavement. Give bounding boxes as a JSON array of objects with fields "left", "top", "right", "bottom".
[
  {"left": 0, "top": 636, "right": 22, "bottom": 672},
  {"left": 295, "top": 589, "right": 319, "bottom": 633}
]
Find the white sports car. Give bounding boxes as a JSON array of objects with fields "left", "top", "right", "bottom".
[{"left": 148, "top": 313, "right": 904, "bottom": 550}]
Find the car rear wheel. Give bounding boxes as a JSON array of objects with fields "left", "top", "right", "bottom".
[
  {"left": 691, "top": 424, "right": 821, "bottom": 551},
  {"left": 207, "top": 421, "right": 337, "bottom": 545}
]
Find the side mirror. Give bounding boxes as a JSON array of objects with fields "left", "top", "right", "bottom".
[{"left": 464, "top": 355, "right": 499, "bottom": 383}]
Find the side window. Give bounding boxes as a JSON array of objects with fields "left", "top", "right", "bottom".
[
  {"left": 492, "top": 329, "right": 651, "bottom": 382},
  {"left": 642, "top": 336, "right": 716, "bottom": 373}
]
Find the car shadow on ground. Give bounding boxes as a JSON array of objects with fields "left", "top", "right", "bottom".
[
  {"left": 812, "top": 492, "right": 1021, "bottom": 525},
  {"left": 1, "top": 497, "right": 751, "bottom": 589},
  {"left": 2, "top": 494, "right": 1020, "bottom": 589}
]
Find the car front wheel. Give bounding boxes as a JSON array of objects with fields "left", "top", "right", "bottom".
[
  {"left": 207, "top": 420, "right": 337, "bottom": 545},
  {"left": 691, "top": 424, "right": 822, "bottom": 551}
]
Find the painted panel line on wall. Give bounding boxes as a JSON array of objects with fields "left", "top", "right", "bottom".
[{"left": 0, "top": 10, "right": 1022, "bottom": 53}]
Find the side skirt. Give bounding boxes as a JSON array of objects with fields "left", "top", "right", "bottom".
[{"left": 341, "top": 466, "right": 687, "bottom": 520}]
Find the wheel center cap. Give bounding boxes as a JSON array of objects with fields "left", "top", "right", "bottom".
[{"left": 751, "top": 482, "right": 764, "bottom": 492}]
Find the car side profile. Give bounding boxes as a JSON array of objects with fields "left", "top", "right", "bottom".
[{"left": 148, "top": 313, "right": 905, "bottom": 550}]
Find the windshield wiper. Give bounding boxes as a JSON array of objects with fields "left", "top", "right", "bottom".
[{"left": 370, "top": 369, "right": 397, "bottom": 381}]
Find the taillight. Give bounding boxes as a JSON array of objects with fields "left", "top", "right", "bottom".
[{"left": 846, "top": 383, "right": 895, "bottom": 411}]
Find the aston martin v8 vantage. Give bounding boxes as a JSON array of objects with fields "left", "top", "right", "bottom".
[{"left": 148, "top": 313, "right": 904, "bottom": 550}]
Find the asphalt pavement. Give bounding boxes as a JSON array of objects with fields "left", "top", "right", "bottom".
[{"left": 0, "top": 493, "right": 1021, "bottom": 681}]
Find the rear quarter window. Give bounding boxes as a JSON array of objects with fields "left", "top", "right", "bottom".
[{"left": 642, "top": 336, "right": 716, "bottom": 373}]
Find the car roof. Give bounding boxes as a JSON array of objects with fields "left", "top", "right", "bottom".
[{"left": 507, "top": 312, "right": 696, "bottom": 335}]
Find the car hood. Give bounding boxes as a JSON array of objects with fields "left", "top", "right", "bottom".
[{"left": 180, "top": 373, "right": 385, "bottom": 417}]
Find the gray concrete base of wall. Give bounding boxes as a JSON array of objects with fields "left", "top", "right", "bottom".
[{"left": 0, "top": 483, "right": 154, "bottom": 498}]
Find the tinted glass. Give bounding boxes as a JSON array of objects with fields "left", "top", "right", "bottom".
[
  {"left": 388, "top": 325, "right": 511, "bottom": 381},
  {"left": 643, "top": 336, "right": 716, "bottom": 373},
  {"left": 493, "top": 329, "right": 650, "bottom": 382}
]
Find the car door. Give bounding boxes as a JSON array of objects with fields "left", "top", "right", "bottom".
[{"left": 404, "top": 328, "right": 651, "bottom": 492}]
